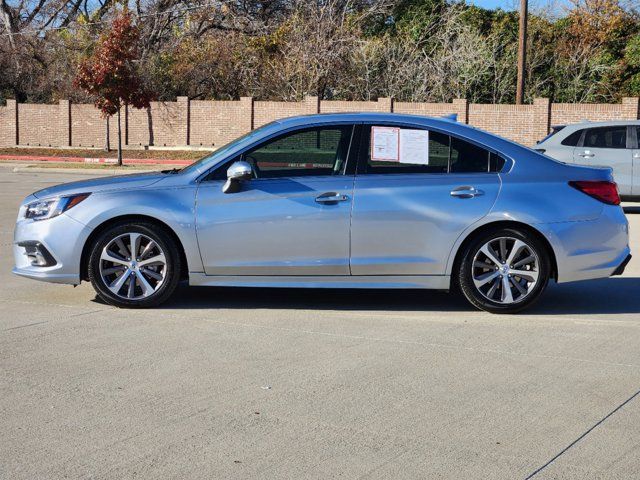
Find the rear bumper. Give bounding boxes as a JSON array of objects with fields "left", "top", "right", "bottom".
[{"left": 540, "top": 205, "right": 630, "bottom": 283}]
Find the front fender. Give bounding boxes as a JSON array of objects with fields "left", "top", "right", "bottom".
[{"left": 65, "top": 185, "right": 203, "bottom": 274}]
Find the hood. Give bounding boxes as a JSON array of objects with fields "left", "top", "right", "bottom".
[{"left": 32, "top": 171, "right": 166, "bottom": 199}]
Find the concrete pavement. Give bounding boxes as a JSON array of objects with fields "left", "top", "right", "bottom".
[{"left": 1, "top": 166, "right": 639, "bottom": 479}]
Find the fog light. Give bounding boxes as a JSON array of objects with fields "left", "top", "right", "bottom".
[{"left": 18, "top": 241, "right": 57, "bottom": 267}]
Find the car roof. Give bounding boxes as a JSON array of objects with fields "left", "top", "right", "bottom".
[
  {"left": 561, "top": 119, "right": 640, "bottom": 128},
  {"left": 183, "top": 112, "right": 551, "bottom": 180},
  {"left": 271, "top": 112, "right": 520, "bottom": 151}
]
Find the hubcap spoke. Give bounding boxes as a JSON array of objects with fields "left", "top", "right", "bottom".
[
  {"left": 99, "top": 232, "right": 167, "bottom": 301},
  {"left": 510, "top": 269, "right": 539, "bottom": 283},
  {"left": 506, "top": 239, "right": 526, "bottom": 266},
  {"left": 141, "top": 268, "right": 163, "bottom": 280},
  {"left": 473, "top": 270, "right": 500, "bottom": 288},
  {"left": 486, "top": 277, "right": 500, "bottom": 299},
  {"left": 108, "top": 270, "right": 130, "bottom": 295},
  {"left": 499, "top": 238, "right": 507, "bottom": 262},
  {"left": 101, "top": 250, "right": 129, "bottom": 266},
  {"left": 136, "top": 271, "right": 155, "bottom": 297},
  {"left": 139, "top": 253, "right": 166, "bottom": 267},
  {"left": 115, "top": 237, "right": 129, "bottom": 258},
  {"left": 101, "top": 265, "right": 126, "bottom": 275},
  {"left": 127, "top": 274, "right": 136, "bottom": 298},
  {"left": 139, "top": 240, "right": 156, "bottom": 260},
  {"left": 480, "top": 245, "right": 502, "bottom": 267},
  {"left": 513, "top": 255, "right": 535, "bottom": 269},
  {"left": 511, "top": 278, "right": 528, "bottom": 295},
  {"left": 501, "top": 275, "right": 514, "bottom": 303},
  {"left": 472, "top": 236, "right": 539, "bottom": 305},
  {"left": 129, "top": 233, "right": 141, "bottom": 259}
]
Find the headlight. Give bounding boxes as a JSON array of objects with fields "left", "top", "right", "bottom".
[{"left": 25, "top": 193, "right": 91, "bottom": 221}]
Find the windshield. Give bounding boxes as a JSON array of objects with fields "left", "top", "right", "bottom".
[{"left": 180, "top": 122, "right": 278, "bottom": 174}]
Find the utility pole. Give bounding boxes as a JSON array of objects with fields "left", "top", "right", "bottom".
[{"left": 516, "top": 0, "right": 528, "bottom": 104}]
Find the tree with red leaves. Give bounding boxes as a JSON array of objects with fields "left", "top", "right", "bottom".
[{"left": 74, "top": 11, "right": 153, "bottom": 166}]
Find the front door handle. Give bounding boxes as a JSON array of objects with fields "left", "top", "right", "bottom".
[
  {"left": 634, "top": 153, "right": 640, "bottom": 159},
  {"left": 450, "top": 186, "right": 484, "bottom": 199},
  {"left": 579, "top": 150, "right": 595, "bottom": 158},
  {"left": 315, "top": 192, "right": 349, "bottom": 204}
]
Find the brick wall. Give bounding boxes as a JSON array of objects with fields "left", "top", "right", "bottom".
[
  {"left": 468, "top": 99, "right": 550, "bottom": 146},
  {"left": 1, "top": 96, "right": 638, "bottom": 149}
]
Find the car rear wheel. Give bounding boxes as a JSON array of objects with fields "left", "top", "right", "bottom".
[
  {"left": 88, "top": 222, "right": 180, "bottom": 308},
  {"left": 457, "top": 227, "right": 551, "bottom": 314}
]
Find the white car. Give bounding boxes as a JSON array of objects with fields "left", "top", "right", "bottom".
[{"left": 536, "top": 120, "right": 640, "bottom": 199}]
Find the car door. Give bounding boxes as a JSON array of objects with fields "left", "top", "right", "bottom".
[
  {"left": 573, "top": 125, "right": 633, "bottom": 196},
  {"left": 350, "top": 124, "right": 501, "bottom": 276},
  {"left": 195, "top": 125, "right": 356, "bottom": 276}
]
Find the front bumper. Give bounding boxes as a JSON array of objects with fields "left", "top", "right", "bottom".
[{"left": 13, "top": 210, "right": 92, "bottom": 285}]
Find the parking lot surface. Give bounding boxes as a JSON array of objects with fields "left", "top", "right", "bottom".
[{"left": 1, "top": 166, "right": 639, "bottom": 479}]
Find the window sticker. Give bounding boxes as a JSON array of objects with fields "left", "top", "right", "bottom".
[
  {"left": 399, "top": 129, "right": 429, "bottom": 165},
  {"left": 371, "top": 126, "right": 400, "bottom": 161},
  {"left": 371, "top": 126, "right": 429, "bottom": 165}
]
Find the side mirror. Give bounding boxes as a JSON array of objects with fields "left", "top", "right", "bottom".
[{"left": 223, "top": 161, "right": 253, "bottom": 194}]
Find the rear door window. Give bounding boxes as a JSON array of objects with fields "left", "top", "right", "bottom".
[
  {"left": 583, "top": 127, "right": 627, "bottom": 149},
  {"left": 362, "top": 125, "right": 504, "bottom": 174}
]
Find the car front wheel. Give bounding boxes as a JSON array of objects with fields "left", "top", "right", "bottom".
[
  {"left": 88, "top": 222, "right": 181, "bottom": 308},
  {"left": 457, "top": 227, "right": 551, "bottom": 314}
]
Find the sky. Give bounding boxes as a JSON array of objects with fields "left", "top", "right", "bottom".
[{"left": 465, "top": 0, "right": 573, "bottom": 15}]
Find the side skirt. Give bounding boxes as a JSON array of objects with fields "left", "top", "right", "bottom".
[{"left": 188, "top": 273, "right": 451, "bottom": 290}]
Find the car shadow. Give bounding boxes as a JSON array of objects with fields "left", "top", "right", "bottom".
[{"left": 157, "top": 277, "right": 640, "bottom": 315}]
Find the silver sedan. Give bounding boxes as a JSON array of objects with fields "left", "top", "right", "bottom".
[{"left": 13, "top": 113, "right": 631, "bottom": 313}]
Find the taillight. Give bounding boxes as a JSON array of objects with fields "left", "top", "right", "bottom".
[{"left": 569, "top": 180, "right": 620, "bottom": 205}]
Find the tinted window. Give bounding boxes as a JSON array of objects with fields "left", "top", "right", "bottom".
[
  {"left": 583, "top": 126, "right": 626, "bottom": 149},
  {"left": 450, "top": 137, "right": 492, "bottom": 173},
  {"left": 365, "top": 129, "right": 449, "bottom": 174},
  {"left": 539, "top": 125, "right": 565, "bottom": 144},
  {"left": 561, "top": 129, "right": 583, "bottom": 146},
  {"left": 363, "top": 126, "right": 502, "bottom": 174},
  {"left": 245, "top": 126, "right": 352, "bottom": 178}
]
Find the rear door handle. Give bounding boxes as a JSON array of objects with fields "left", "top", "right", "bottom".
[
  {"left": 450, "top": 186, "right": 483, "bottom": 199},
  {"left": 315, "top": 192, "right": 349, "bottom": 204},
  {"left": 579, "top": 151, "right": 595, "bottom": 158}
]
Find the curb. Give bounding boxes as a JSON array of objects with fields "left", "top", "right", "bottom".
[
  {"left": 0, "top": 155, "right": 193, "bottom": 166},
  {"left": 11, "top": 166, "right": 160, "bottom": 175}
]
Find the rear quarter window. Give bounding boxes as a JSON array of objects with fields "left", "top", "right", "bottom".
[{"left": 561, "top": 130, "right": 583, "bottom": 146}]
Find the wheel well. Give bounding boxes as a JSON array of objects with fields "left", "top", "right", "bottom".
[
  {"left": 451, "top": 221, "right": 558, "bottom": 281},
  {"left": 80, "top": 215, "right": 189, "bottom": 281}
]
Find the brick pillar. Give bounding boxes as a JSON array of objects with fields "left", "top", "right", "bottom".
[
  {"left": 452, "top": 98, "right": 469, "bottom": 124},
  {"left": 533, "top": 97, "right": 551, "bottom": 140},
  {"left": 6, "top": 99, "right": 18, "bottom": 145},
  {"left": 176, "top": 96, "right": 190, "bottom": 146},
  {"left": 621, "top": 97, "right": 640, "bottom": 120},
  {"left": 377, "top": 97, "right": 393, "bottom": 112},
  {"left": 240, "top": 96, "right": 254, "bottom": 132},
  {"left": 59, "top": 99, "right": 71, "bottom": 147},
  {"left": 304, "top": 95, "right": 320, "bottom": 114}
]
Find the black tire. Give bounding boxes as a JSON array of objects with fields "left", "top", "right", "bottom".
[
  {"left": 88, "top": 222, "right": 181, "bottom": 308},
  {"left": 456, "top": 227, "right": 551, "bottom": 314}
]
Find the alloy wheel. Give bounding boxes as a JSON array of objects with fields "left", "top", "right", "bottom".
[
  {"left": 471, "top": 237, "right": 540, "bottom": 304},
  {"left": 99, "top": 232, "right": 167, "bottom": 300}
]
